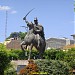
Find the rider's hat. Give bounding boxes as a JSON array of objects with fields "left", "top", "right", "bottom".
[{"left": 34, "top": 17, "right": 38, "bottom": 21}]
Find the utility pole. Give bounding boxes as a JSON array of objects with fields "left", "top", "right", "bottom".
[{"left": 5, "top": 11, "right": 8, "bottom": 40}]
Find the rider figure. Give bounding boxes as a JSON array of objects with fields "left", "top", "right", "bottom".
[
  {"left": 33, "top": 17, "right": 45, "bottom": 40},
  {"left": 23, "top": 17, "right": 45, "bottom": 40}
]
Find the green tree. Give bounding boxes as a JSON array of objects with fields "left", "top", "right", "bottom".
[
  {"left": 6, "top": 32, "right": 19, "bottom": 38},
  {"left": 56, "top": 50, "right": 65, "bottom": 60},
  {"left": 44, "top": 49, "right": 57, "bottom": 60},
  {"left": 6, "top": 31, "right": 27, "bottom": 40},
  {"left": 64, "top": 48, "right": 75, "bottom": 69},
  {"left": 31, "top": 49, "right": 39, "bottom": 59},
  {"left": 9, "top": 49, "right": 39, "bottom": 60},
  {"left": 18, "top": 31, "right": 27, "bottom": 40},
  {"left": 0, "top": 44, "right": 10, "bottom": 75},
  {"left": 35, "top": 59, "right": 71, "bottom": 75}
]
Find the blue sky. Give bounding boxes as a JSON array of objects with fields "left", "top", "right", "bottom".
[{"left": 0, "top": 0, "right": 74, "bottom": 42}]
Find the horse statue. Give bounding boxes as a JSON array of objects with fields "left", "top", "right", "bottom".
[{"left": 21, "top": 17, "right": 46, "bottom": 59}]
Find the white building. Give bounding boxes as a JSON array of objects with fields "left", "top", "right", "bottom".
[{"left": 46, "top": 37, "right": 74, "bottom": 49}]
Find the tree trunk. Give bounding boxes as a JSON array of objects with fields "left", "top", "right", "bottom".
[{"left": 0, "top": 69, "right": 4, "bottom": 75}]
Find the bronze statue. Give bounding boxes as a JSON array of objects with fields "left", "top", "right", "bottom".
[{"left": 21, "top": 10, "right": 46, "bottom": 59}]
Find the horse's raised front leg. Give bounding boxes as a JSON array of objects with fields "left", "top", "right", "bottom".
[{"left": 21, "top": 41, "right": 26, "bottom": 51}]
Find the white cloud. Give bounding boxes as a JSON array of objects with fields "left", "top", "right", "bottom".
[
  {"left": 0, "top": 5, "right": 11, "bottom": 10},
  {"left": 0, "top": 5, "right": 17, "bottom": 14},
  {"left": 11, "top": 10, "right": 17, "bottom": 14}
]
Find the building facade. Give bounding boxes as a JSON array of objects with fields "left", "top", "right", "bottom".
[
  {"left": 4, "top": 37, "right": 22, "bottom": 49},
  {"left": 4, "top": 37, "right": 74, "bottom": 50},
  {"left": 46, "top": 37, "right": 74, "bottom": 49}
]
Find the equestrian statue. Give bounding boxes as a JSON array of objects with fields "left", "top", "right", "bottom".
[{"left": 21, "top": 9, "right": 46, "bottom": 59}]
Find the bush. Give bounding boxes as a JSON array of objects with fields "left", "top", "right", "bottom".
[
  {"left": 0, "top": 44, "right": 10, "bottom": 75},
  {"left": 35, "top": 59, "right": 71, "bottom": 75},
  {"left": 44, "top": 49, "right": 57, "bottom": 60},
  {"left": 64, "top": 48, "right": 75, "bottom": 69},
  {"left": 20, "top": 59, "right": 39, "bottom": 75},
  {"left": 5, "top": 68, "right": 17, "bottom": 75}
]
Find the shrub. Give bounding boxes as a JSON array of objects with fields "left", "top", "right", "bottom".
[
  {"left": 35, "top": 59, "right": 71, "bottom": 75},
  {"left": 20, "top": 59, "right": 39, "bottom": 75}
]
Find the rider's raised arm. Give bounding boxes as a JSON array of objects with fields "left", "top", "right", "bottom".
[
  {"left": 23, "top": 16, "right": 30, "bottom": 25},
  {"left": 25, "top": 20, "right": 29, "bottom": 25}
]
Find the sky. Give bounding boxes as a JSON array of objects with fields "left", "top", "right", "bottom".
[{"left": 0, "top": 0, "right": 74, "bottom": 42}]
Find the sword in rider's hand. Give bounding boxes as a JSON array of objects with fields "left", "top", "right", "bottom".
[
  {"left": 23, "top": 8, "right": 35, "bottom": 21},
  {"left": 22, "top": 8, "right": 35, "bottom": 32}
]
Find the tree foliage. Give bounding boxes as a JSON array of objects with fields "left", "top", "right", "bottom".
[
  {"left": 1, "top": 42, "right": 75, "bottom": 74},
  {"left": 44, "top": 49, "right": 65, "bottom": 60},
  {"left": 56, "top": 50, "right": 65, "bottom": 60},
  {"left": 6, "top": 31, "right": 27, "bottom": 40},
  {"left": 35, "top": 59, "right": 71, "bottom": 75},
  {"left": 64, "top": 48, "right": 75, "bottom": 69},
  {"left": 0, "top": 44, "right": 10, "bottom": 75},
  {"left": 5, "top": 47, "right": 75, "bottom": 70},
  {"left": 43, "top": 49, "right": 57, "bottom": 60},
  {"left": 18, "top": 32, "right": 27, "bottom": 40},
  {"left": 44, "top": 48, "right": 75, "bottom": 70},
  {"left": 7, "top": 49, "right": 39, "bottom": 60}
]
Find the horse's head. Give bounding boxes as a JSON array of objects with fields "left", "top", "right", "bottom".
[{"left": 27, "top": 22, "right": 34, "bottom": 30}]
